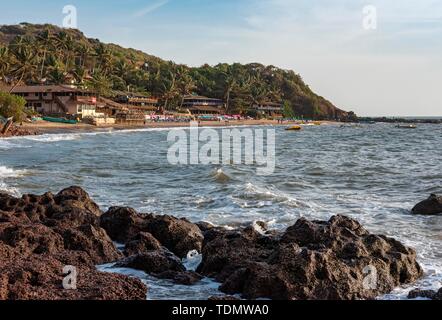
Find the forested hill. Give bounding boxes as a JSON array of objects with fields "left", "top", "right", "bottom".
[{"left": 0, "top": 23, "right": 355, "bottom": 119}]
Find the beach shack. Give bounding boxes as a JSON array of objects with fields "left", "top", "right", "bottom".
[
  {"left": 253, "top": 102, "right": 283, "bottom": 117},
  {"left": 8, "top": 85, "right": 98, "bottom": 117},
  {"left": 116, "top": 93, "right": 159, "bottom": 114},
  {"left": 181, "top": 95, "right": 225, "bottom": 115}
]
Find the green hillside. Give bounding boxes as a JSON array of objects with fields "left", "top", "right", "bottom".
[{"left": 0, "top": 23, "right": 355, "bottom": 119}]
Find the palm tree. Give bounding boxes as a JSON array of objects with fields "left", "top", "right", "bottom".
[
  {"left": 54, "top": 31, "right": 76, "bottom": 72},
  {"left": 76, "top": 43, "right": 92, "bottom": 68},
  {"left": 161, "top": 71, "right": 178, "bottom": 111},
  {"left": 94, "top": 44, "right": 113, "bottom": 75},
  {"left": 72, "top": 66, "right": 87, "bottom": 85},
  {"left": 8, "top": 37, "right": 38, "bottom": 92},
  {"left": 48, "top": 67, "right": 67, "bottom": 85},
  {"left": 36, "top": 28, "right": 54, "bottom": 81},
  {"left": 221, "top": 65, "right": 239, "bottom": 114},
  {"left": 86, "top": 69, "right": 112, "bottom": 97},
  {"left": 176, "top": 66, "right": 196, "bottom": 108},
  {"left": 0, "top": 46, "right": 11, "bottom": 83}
]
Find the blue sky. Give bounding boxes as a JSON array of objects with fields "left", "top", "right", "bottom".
[{"left": 1, "top": 0, "right": 441, "bottom": 116}]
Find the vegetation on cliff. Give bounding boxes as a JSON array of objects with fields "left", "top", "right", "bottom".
[{"left": 0, "top": 23, "right": 354, "bottom": 119}]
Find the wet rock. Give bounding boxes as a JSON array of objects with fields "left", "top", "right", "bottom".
[
  {"left": 412, "top": 194, "right": 442, "bottom": 215},
  {"left": 196, "top": 221, "right": 216, "bottom": 233},
  {"left": 143, "top": 214, "right": 204, "bottom": 258},
  {"left": 197, "top": 215, "right": 423, "bottom": 300},
  {"left": 116, "top": 249, "right": 185, "bottom": 274},
  {"left": 101, "top": 207, "right": 203, "bottom": 258},
  {"left": 0, "top": 254, "right": 146, "bottom": 300},
  {"left": 60, "top": 224, "right": 123, "bottom": 265},
  {"left": 124, "top": 232, "right": 162, "bottom": 256},
  {"left": 408, "top": 287, "right": 442, "bottom": 300},
  {"left": 155, "top": 270, "right": 203, "bottom": 285},
  {"left": 408, "top": 289, "right": 437, "bottom": 299},
  {"left": 208, "top": 295, "right": 240, "bottom": 301},
  {"left": 100, "top": 207, "right": 146, "bottom": 243},
  {"left": 0, "top": 187, "right": 148, "bottom": 300},
  {"left": 435, "top": 288, "right": 442, "bottom": 300}
]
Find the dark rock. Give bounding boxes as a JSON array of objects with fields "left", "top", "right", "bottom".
[
  {"left": 412, "top": 194, "right": 442, "bottom": 215},
  {"left": 0, "top": 187, "right": 148, "bottom": 300},
  {"left": 0, "top": 254, "right": 146, "bottom": 300},
  {"left": 116, "top": 249, "right": 185, "bottom": 274},
  {"left": 101, "top": 207, "right": 203, "bottom": 258},
  {"left": 196, "top": 221, "right": 216, "bottom": 233},
  {"left": 208, "top": 295, "right": 240, "bottom": 301},
  {"left": 124, "top": 232, "right": 162, "bottom": 256},
  {"left": 100, "top": 207, "right": 146, "bottom": 243},
  {"left": 60, "top": 224, "right": 123, "bottom": 265},
  {"left": 408, "top": 289, "right": 437, "bottom": 299},
  {"left": 155, "top": 270, "right": 203, "bottom": 285},
  {"left": 197, "top": 215, "right": 423, "bottom": 300},
  {"left": 143, "top": 214, "right": 204, "bottom": 258},
  {"left": 435, "top": 288, "right": 442, "bottom": 300}
]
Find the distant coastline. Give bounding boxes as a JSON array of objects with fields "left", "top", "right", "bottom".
[{"left": 358, "top": 116, "right": 442, "bottom": 124}]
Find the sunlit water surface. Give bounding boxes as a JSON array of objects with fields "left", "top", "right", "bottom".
[{"left": 1, "top": 123, "right": 441, "bottom": 300}]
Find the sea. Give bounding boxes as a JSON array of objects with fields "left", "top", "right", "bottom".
[{"left": 1, "top": 123, "right": 441, "bottom": 300}]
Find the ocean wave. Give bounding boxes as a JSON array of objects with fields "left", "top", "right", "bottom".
[
  {"left": 0, "top": 165, "right": 28, "bottom": 178},
  {"left": 0, "top": 182, "right": 21, "bottom": 196},
  {"left": 212, "top": 168, "right": 231, "bottom": 183},
  {"left": 23, "top": 133, "right": 82, "bottom": 142}
]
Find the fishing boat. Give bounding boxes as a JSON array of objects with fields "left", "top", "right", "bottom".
[
  {"left": 42, "top": 117, "right": 78, "bottom": 124},
  {"left": 396, "top": 124, "right": 417, "bottom": 129},
  {"left": 285, "top": 125, "right": 302, "bottom": 131}
]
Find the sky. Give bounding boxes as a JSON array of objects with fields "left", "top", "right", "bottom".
[{"left": 1, "top": 0, "right": 441, "bottom": 116}]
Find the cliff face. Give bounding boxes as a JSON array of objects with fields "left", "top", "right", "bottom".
[{"left": 0, "top": 23, "right": 354, "bottom": 119}]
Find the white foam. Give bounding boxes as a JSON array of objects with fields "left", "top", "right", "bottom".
[
  {"left": 23, "top": 133, "right": 82, "bottom": 142},
  {"left": 183, "top": 250, "right": 202, "bottom": 271},
  {"left": 0, "top": 165, "right": 27, "bottom": 178}
]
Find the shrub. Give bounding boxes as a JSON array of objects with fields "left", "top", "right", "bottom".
[{"left": 0, "top": 91, "right": 27, "bottom": 122}]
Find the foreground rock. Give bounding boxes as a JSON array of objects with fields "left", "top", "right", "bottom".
[
  {"left": 0, "top": 124, "right": 39, "bottom": 138},
  {"left": 0, "top": 187, "right": 147, "bottom": 300},
  {"left": 197, "top": 215, "right": 423, "bottom": 300},
  {"left": 412, "top": 194, "right": 442, "bottom": 215},
  {"left": 101, "top": 207, "right": 203, "bottom": 258},
  {"left": 0, "top": 186, "right": 425, "bottom": 300},
  {"left": 408, "top": 288, "right": 442, "bottom": 300}
]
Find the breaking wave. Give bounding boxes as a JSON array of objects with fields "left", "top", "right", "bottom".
[{"left": 211, "top": 168, "right": 231, "bottom": 183}]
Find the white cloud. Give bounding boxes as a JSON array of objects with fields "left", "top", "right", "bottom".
[{"left": 134, "top": 0, "right": 169, "bottom": 18}]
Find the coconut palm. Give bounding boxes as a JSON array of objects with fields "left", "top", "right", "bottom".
[
  {"left": 0, "top": 46, "right": 11, "bottom": 83},
  {"left": 48, "top": 67, "right": 67, "bottom": 85},
  {"left": 176, "top": 66, "right": 196, "bottom": 108},
  {"left": 8, "top": 37, "right": 39, "bottom": 91},
  {"left": 86, "top": 69, "right": 112, "bottom": 97},
  {"left": 94, "top": 44, "right": 113, "bottom": 76},
  {"left": 36, "top": 28, "right": 54, "bottom": 81}
]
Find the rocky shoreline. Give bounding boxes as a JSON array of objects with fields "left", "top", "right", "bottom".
[
  {"left": 0, "top": 124, "right": 39, "bottom": 138},
  {"left": 0, "top": 187, "right": 426, "bottom": 300}
]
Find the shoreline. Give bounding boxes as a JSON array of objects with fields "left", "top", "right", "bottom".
[
  {"left": 0, "top": 186, "right": 426, "bottom": 300},
  {"left": 5, "top": 119, "right": 340, "bottom": 136}
]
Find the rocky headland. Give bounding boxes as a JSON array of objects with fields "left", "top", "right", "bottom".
[{"left": 0, "top": 187, "right": 425, "bottom": 300}]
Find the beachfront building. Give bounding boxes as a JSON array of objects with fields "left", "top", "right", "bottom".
[
  {"left": 253, "top": 102, "right": 283, "bottom": 117},
  {"left": 8, "top": 85, "right": 98, "bottom": 117},
  {"left": 115, "top": 94, "right": 159, "bottom": 114},
  {"left": 181, "top": 95, "right": 225, "bottom": 115}
]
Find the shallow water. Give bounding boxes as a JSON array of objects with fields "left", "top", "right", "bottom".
[{"left": 1, "top": 123, "right": 441, "bottom": 299}]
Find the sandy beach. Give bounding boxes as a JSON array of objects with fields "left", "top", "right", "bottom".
[{"left": 15, "top": 119, "right": 338, "bottom": 135}]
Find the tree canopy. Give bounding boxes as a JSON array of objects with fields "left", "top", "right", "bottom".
[{"left": 0, "top": 23, "right": 353, "bottom": 120}]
